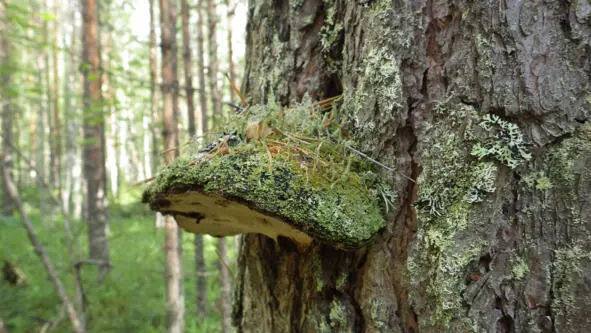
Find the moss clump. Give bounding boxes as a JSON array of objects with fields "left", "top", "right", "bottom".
[{"left": 144, "top": 143, "right": 386, "bottom": 249}]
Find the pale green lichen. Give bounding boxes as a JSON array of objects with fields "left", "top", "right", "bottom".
[
  {"left": 522, "top": 171, "right": 553, "bottom": 191},
  {"left": 319, "top": 1, "right": 343, "bottom": 54},
  {"left": 552, "top": 244, "right": 591, "bottom": 323},
  {"left": 328, "top": 300, "right": 348, "bottom": 328},
  {"left": 408, "top": 101, "right": 528, "bottom": 329},
  {"left": 368, "top": 299, "right": 387, "bottom": 329},
  {"left": 510, "top": 255, "right": 529, "bottom": 281},
  {"left": 470, "top": 114, "right": 532, "bottom": 169},
  {"left": 340, "top": 1, "right": 405, "bottom": 150}
]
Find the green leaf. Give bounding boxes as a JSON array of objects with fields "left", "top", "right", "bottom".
[{"left": 40, "top": 12, "right": 56, "bottom": 21}]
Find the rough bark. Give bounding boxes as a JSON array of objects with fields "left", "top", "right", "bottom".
[
  {"left": 233, "top": 1, "right": 591, "bottom": 333},
  {"left": 159, "top": 0, "right": 184, "bottom": 331},
  {"left": 0, "top": 0, "right": 14, "bottom": 217},
  {"left": 81, "top": 0, "right": 110, "bottom": 279},
  {"left": 207, "top": 0, "right": 222, "bottom": 127}
]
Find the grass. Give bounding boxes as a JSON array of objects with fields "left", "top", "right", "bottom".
[{"left": 0, "top": 186, "right": 237, "bottom": 332}]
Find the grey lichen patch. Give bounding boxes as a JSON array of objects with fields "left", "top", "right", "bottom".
[
  {"left": 328, "top": 299, "right": 353, "bottom": 331},
  {"left": 408, "top": 101, "right": 532, "bottom": 329},
  {"left": 510, "top": 255, "right": 530, "bottom": 281},
  {"left": 470, "top": 114, "right": 532, "bottom": 169},
  {"left": 143, "top": 144, "right": 387, "bottom": 249},
  {"left": 551, "top": 244, "right": 591, "bottom": 326},
  {"left": 543, "top": 123, "right": 591, "bottom": 329},
  {"left": 319, "top": 0, "right": 342, "bottom": 54},
  {"left": 341, "top": 1, "right": 406, "bottom": 151}
]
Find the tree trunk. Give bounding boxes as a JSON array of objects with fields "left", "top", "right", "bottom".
[
  {"left": 194, "top": 1, "right": 209, "bottom": 317},
  {"left": 50, "top": 0, "right": 61, "bottom": 195},
  {"left": 181, "top": 0, "right": 196, "bottom": 138},
  {"left": 207, "top": 0, "right": 222, "bottom": 128},
  {"left": 218, "top": 238, "right": 232, "bottom": 333},
  {"left": 225, "top": 0, "right": 236, "bottom": 105},
  {"left": 0, "top": 0, "right": 14, "bottom": 217},
  {"left": 196, "top": 0, "right": 208, "bottom": 134},
  {"left": 81, "top": 0, "right": 110, "bottom": 279},
  {"left": 233, "top": 1, "right": 591, "bottom": 333},
  {"left": 159, "top": 0, "right": 184, "bottom": 331},
  {"left": 150, "top": 0, "right": 165, "bottom": 229}
]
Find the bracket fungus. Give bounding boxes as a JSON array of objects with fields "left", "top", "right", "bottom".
[{"left": 142, "top": 97, "right": 395, "bottom": 249}]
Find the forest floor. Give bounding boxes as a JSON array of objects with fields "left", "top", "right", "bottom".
[{"left": 0, "top": 187, "right": 233, "bottom": 333}]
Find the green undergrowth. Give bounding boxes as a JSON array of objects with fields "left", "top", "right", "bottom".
[
  {"left": 0, "top": 188, "right": 236, "bottom": 333},
  {"left": 145, "top": 96, "right": 395, "bottom": 248}
]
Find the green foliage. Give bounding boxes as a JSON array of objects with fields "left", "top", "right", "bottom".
[{"left": 0, "top": 191, "right": 236, "bottom": 332}]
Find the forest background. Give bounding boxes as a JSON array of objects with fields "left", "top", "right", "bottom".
[{"left": 0, "top": 0, "right": 246, "bottom": 332}]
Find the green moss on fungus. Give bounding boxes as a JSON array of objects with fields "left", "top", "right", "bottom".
[{"left": 143, "top": 144, "right": 386, "bottom": 249}]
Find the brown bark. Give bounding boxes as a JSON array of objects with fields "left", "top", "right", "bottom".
[
  {"left": 0, "top": 0, "right": 14, "bottom": 217},
  {"left": 81, "top": 0, "right": 110, "bottom": 279},
  {"left": 218, "top": 238, "right": 232, "bottom": 333},
  {"left": 196, "top": 0, "right": 208, "bottom": 133},
  {"left": 1, "top": 154, "right": 85, "bottom": 333},
  {"left": 233, "top": 1, "right": 591, "bottom": 333},
  {"left": 159, "top": 0, "right": 184, "bottom": 331},
  {"left": 206, "top": 0, "right": 222, "bottom": 128}
]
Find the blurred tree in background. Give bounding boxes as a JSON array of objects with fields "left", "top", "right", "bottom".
[{"left": 0, "top": 0, "right": 246, "bottom": 331}]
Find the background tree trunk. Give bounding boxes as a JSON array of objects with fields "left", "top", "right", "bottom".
[
  {"left": 0, "top": 0, "right": 14, "bottom": 217},
  {"left": 225, "top": 0, "right": 236, "bottom": 105},
  {"left": 81, "top": 0, "right": 110, "bottom": 279},
  {"left": 159, "top": 0, "right": 184, "bottom": 331},
  {"left": 233, "top": 1, "right": 591, "bottom": 333},
  {"left": 195, "top": 0, "right": 209, "bottom": 318},
  {"left": 181, "top": 0, "right": 195, "bottom": 139},
  {"left": 206, "top": 0, "right": 221, "bottom": 128},
  {"left": 149, "top": 0, "right": 165, "bottom": 229},
  {"left": 50, "top": 0, "right": 61, "bottom": 197},
  {"left": 218, "top": 238, "right": 232, "bottom": 333}
]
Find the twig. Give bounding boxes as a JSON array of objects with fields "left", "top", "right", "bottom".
[
  {"left": 225, "top": 73, "right": 248, "bottom": 108},
  {"left": 328, "top": 135, "right": 416, "bottom": 183}
]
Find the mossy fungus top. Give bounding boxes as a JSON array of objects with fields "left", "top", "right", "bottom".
[{"left": 143, "top": 97, "right": 394, "bottom": 249}]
